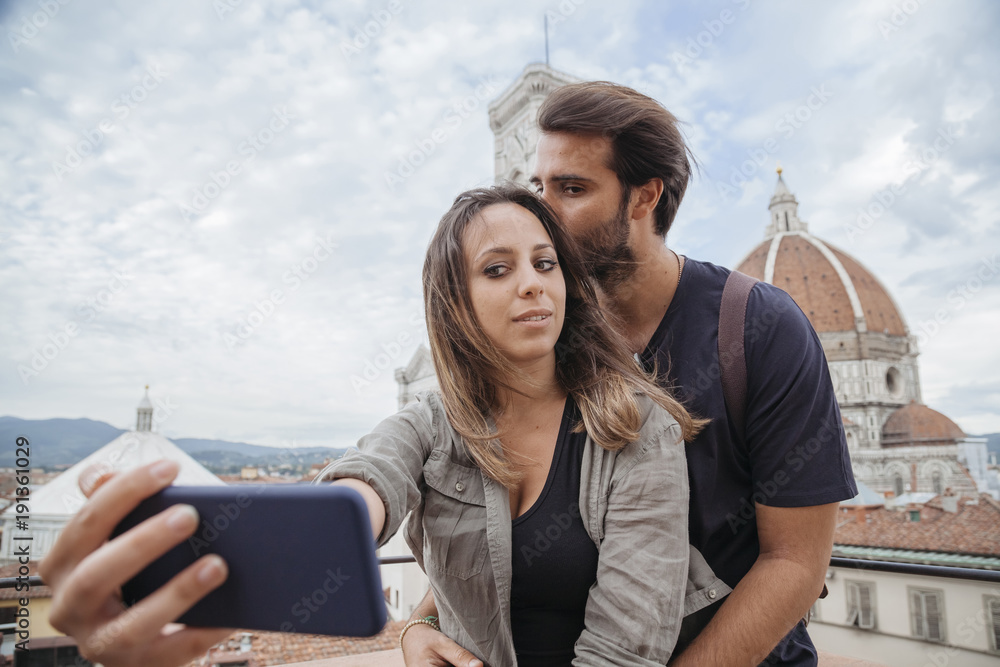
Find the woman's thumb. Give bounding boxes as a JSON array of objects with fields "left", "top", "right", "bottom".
[{"left": 441, "top": 640, "right": 483, "bottom": 667}]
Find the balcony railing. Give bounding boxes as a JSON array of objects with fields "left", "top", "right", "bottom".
[
  {"left": 4, "top": 554, "right": 999, "bottom": 591},
  {"left": 6, "top": 557, "right": 995, "bottom": 667}
]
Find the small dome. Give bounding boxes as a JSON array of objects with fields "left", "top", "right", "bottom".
[{"left": 881, "top": 401, "right": 965, "bottom": 447}]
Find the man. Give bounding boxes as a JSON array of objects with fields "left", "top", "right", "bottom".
[{"left": 404, "top": 81, "right": 856, "bottom": 666}]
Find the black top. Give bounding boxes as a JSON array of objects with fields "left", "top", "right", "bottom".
[
  {"left": 510, "top": 398, "right": 597, "bottom": 667},
  {"left": 640, "top": 257, "right": 857, "bottom": 665}
]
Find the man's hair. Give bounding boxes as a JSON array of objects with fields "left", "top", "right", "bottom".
[
  {"left": 537, "top": 81, "right": 693, "bottom": 237},
  {"left": 422, "top": 183, "right": 704, "bottom": 487}
]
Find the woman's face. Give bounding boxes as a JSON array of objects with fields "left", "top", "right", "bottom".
[{"left": 463, "top": 203, "right": 566, "bottom": 372}]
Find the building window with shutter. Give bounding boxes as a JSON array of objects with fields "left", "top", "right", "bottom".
[
  {"left": 986, "top": 595, "right": 1000, "bottom": 653},
  {"left": 845, "top": 581, "right": 876, "bottom": 629},
  {"left": 909, "top": 588, "right": 946, "bottom": 643}
]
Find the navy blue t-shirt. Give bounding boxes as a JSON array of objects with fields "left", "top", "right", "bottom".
[{"left": 641, "top": 257, "right": 857, "bottom": 665}]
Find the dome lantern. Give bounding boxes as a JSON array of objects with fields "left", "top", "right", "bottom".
[
  {"left": 136, "top": 385, "right": 153, "bottom": 432},
  {"left": 766, "top": 167, "right": 808, "bottom": 238}
]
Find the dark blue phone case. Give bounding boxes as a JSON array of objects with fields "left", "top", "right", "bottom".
[{"left": 112, "top": 484, "right": 387, "bottom": 637}]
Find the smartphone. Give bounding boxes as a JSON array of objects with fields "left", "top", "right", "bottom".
[{"left": 112, "top": 484, "right": 387, "bottom": 636}]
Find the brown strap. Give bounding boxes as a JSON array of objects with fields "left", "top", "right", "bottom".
[{"left": 718, "top": 270, "right": 759, "bottom": 437}]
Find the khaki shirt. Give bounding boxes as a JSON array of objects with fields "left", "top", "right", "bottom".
[{"left": 318, "top": 391, "right": 730, "bottom": 666}]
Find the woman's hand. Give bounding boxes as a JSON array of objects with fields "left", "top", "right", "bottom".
[
  {"left": 38, "top": 460, "right": 232, "bottom": 667},
  {"left": 400, "top": 622, "right": 483, "bottom": 667}
]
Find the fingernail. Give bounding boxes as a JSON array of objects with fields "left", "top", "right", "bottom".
[
  {"left": 79, "top": 465, "right": 109, "bottom": 495},
  {"left": 198, "top": 555, "right": 227, "bottom": 585},
  {"left": 150, "top": 460, "right": 179, "bottom": 483},
  {"left": 167, "top": 504, "right": 198, "bottom": 532}
]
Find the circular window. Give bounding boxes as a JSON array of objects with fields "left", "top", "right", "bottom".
[{"left": 886, "top": 367, "right": 904, "bottom": 398}]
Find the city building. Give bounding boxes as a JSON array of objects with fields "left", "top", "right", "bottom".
[{"left": 0, "top": 388, "right": 223, "bottom": 565}]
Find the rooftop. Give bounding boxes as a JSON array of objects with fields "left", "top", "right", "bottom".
[
  {"left": 183, "top": 622, "right": 407, "bottom": 667},
  {"left": 834, "top": 493, "right": 1000, "bottom": 560}
]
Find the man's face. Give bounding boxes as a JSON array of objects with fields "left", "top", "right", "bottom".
[{"left": 531, "top": 132, "right": 635, "bottom": 286}]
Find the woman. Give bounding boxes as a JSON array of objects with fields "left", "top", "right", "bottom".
[
  {"left": 38, "top": 184, "right": 721, "bottom": 667},
  {"left": 318, "top": 184, "right": 708, "bottom": 666}
]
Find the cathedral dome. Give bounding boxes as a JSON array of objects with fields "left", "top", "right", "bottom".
[
  {"left": 881, "top": 401, "right": 966, "bottom": 447},
  {"left": 735, "top": 172, "right": 907, "bottom": 336}
]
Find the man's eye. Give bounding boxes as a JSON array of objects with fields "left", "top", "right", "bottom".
[
  {"left": 565, "top": 185, "right": 583, "bottom": 194},
  {"left": 484, "top": 264, "right": 509, "bottom": 278}
]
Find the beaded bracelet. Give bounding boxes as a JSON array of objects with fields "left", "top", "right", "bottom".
[{"left": 398, "top": 615, "right": 440, "bottom": 649}]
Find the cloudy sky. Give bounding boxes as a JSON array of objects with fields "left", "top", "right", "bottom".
[{"left": 2, "top": 0, "right": 998, "bottom": 448}]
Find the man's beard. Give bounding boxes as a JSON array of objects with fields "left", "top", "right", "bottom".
[{"left": 577, "top": 197, "right": 637, "bottom": 290}]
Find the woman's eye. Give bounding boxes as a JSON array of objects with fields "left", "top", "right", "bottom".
[
  {"left": 484, "top": 264, "right": 509, "bottom": 278},
  {"left": 535, "top": 259, "right": 558, "bottom": 271}
]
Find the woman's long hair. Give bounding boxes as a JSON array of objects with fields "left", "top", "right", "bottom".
[{"left": 423, "top": 183, "right": 705, "bottom": 487}]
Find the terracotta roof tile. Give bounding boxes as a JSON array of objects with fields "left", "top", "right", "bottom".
[
  {"left": 835, "top": 494, "right": 1000, "bottom": 557},
  {"left": 183, "top": 622, "right": 408, "bottom": 667}
]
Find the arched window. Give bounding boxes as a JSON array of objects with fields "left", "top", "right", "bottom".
[
  {"left": 931, "top": 471, "right": 943, "bottom": 496},
  {"left": 893, "top": 475, "right": 905, "bottom": 498}
]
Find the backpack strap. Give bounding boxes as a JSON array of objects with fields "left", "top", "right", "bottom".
[
  {"left": 717, "top": 270, "right": 831, "bottom": 607},
  {"left": 718, "top": 270, "right": 759, "bottom": 437}
]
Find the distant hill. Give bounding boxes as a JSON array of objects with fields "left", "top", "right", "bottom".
[
  {"left": 981, "top": 433, "right": 1000, "bottom": 460},
  {"left": 0, "top": 416, "right": 346, "bottom": 469},
  {"left": 0, "top": 416, "right": 126, "bottom": 467}
]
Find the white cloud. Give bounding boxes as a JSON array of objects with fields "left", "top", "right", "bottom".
[{"left": 2, "top": 0, "right": 998, "bottom": 446}]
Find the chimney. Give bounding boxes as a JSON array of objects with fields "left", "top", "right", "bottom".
[
  {"left": 941, "top": 488, "right": 959, "bottom": 513},
  {"left": 853, "top": 505, "right": 867, "bottom": 523}
]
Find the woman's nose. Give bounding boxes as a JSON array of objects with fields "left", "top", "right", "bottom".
[{"left": 517, "top": 266, "right": 543, "bottom": 297}]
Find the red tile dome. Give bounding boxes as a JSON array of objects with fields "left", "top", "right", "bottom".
[
  {"left": 736, "top": 234, "right": 907, "bottom": 336},
  {"left": 881, "top": 401, "right": 966, "bottom": 447}
]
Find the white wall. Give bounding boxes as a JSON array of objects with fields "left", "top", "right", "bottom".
[{"left": 811, "top": 566, "right": 1000, "bottom": 666}]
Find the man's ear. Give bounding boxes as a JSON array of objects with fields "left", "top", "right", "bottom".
[{"left": 630, "top": 178, "right": 664, "bottom": 224}]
